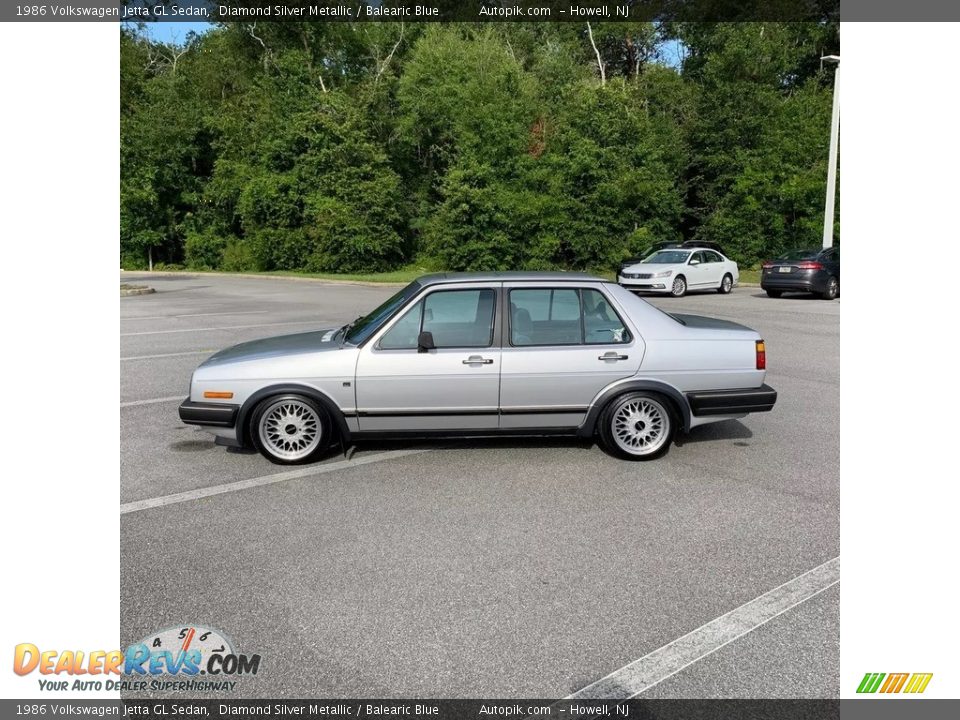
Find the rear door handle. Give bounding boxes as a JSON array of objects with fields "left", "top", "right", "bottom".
[
  {"left": 463, "top": 356, "right": 494, "bottom": 365},
  {"left": 599, "top": 352, "right": 629, "bottom": 361}
]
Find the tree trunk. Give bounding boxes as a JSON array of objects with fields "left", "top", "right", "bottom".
[{"left": 587, "top": 23, "right": 606, "bottom": 86}]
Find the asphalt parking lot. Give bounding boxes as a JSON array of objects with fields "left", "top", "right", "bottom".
[{"left": 120, "top": 272, "right": 839, "bottom": 699}]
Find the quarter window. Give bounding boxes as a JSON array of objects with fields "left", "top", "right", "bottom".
[
  {"left": 378, "top": 288, "right": 496, "bottom": 350},
  {"left": 582, "top": 289, "right": 630, "bottom": 345},
  {"left": 509, "top": 288, "right": 630, "bottom": 346}
]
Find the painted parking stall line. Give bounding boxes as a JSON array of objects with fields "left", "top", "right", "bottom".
[
  {"left": 120, "top": 395, "right": 184, "bottom": 408},
  {"left": 121, "top": 320, "right": 321, "bottom": 337},
  {"left": 120, "top": 448, "right": 431, "bottom": 515},
  {"left": 124, "top": 311, "right": 269, "bottom": 320},
  {"left": 121, "top": 350, "right": 214, "bottom": 362},
  {"left": 569, "top": 557, "right": 841, "bottom": 699}
]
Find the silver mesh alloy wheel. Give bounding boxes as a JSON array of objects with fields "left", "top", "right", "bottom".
[
  {"left": 258, "top": 398, "right": 322, "bottom": 461},
  {"left": 611, "top": 396, "right": 670, "bottom": 456}
]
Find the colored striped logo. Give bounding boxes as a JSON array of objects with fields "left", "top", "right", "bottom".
[{"left": 857, "top": 672, "right": 933, "bottom": 694}]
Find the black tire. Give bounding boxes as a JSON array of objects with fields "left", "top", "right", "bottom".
[
  {"left": 249, "top": 394, "right": 331, "bottom": 465},
  {"left": 670, "top": 275, "right": 687, "bottom": 298},
  {"left": 766, "top": 289, "right": 782, "bottom": 298},
  {"left": 718, "top": 273, "right": 734, "bottom": 294},
  {"left": 598, "top": 392, "right": 676, "bottom": 461},
  {"left": 820, "top": 276, "right": 839, "bottom": 300}
]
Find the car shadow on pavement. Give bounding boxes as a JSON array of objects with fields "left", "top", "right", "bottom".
[
  {"left": 673, "top": 419, "right": 753, "bottom": 446},
  {"left": 749, "top": 291, "right": 838, "bottom": 301},
  {"left": 203, "top": 423, "right": 753, "bottom": 463}
]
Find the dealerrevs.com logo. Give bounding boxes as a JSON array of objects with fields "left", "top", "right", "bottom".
[
  {"left": 857, "top": 672, "right": 933, "bottom": 694},
  {"left": 13, "top": 625, "right": 260, "bottom": 693}
]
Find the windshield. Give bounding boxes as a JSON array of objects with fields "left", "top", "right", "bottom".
[
  {"left": 777, "top": 249, "right": 820, "bottom": 262},
  {"left": 344, "top": 281, "right": 421, "bottom": 345},
  {"left": 644, "top": 250, "right": 691, "bottom": 264}
]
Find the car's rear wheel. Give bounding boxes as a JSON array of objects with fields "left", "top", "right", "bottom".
[
  {"left": 718, "top": 273, "right": 733, "bottom": 294},
  {"left": 766, "top": 289, "right": 782, "bottom": 298},
  {"left": 670, "top": 275, "right": 687, "bottom": 297},
  {"left": 820, "top": 276, "right": 839, "bottom": 300},
  {"left": 251, "top": 395, "right": 329, "bottom": 465},
  {"left": 599, "top": 392, "right": 675, "bottom": 460}
]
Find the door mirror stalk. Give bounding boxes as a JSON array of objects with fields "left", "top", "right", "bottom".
[{"left": 417, "top": 331, "right": 436, "bottom": 353}]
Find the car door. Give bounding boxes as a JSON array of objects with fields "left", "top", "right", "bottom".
[
  {"left": 685, "top": 251, "right": 712, "bottom": 288},
  {"left": 355, "top": 283, "right": 501, "bottom": 431},
  {"left": 823, "top": 247, "right": 840, "bottom": 279},
  {"left": 703, "top": 250, "right": 726, "bottom": 286},
  {"left": 499, "top": 283, "right": 644, "bottom": 429}
]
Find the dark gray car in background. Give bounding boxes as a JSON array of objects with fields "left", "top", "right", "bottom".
[{"left": 761, "top": 247, "right": 840, "bottom": 299}]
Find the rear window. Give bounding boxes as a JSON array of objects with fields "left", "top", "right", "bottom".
[{"left": 777, "top": 249, "right": 820, "bottom": 262}]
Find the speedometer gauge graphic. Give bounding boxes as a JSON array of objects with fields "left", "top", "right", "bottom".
[{"left": 139, "top": 625, "right": 234, "bottom": 667}]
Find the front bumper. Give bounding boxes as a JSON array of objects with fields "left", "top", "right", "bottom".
[
  {"left": 178, "top": 398, "right": 239, "bottom": 428},
  {"left": 618, "top": 277, "right": 671, "bottom": 292},
  {"left": 686, "top": 384, "right": 777, "bottom": 416}
]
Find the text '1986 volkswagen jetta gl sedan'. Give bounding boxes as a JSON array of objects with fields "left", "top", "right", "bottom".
[{"left": 179, "top": 273, "right": 777, "bottom": 463}]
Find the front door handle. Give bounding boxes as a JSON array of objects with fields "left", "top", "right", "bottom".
[
  {"left": 463, "top": 356, "right": 494, "bottom": 365},
  {"left": 599, "top": 352, "right": 629, "bottom": 361}
]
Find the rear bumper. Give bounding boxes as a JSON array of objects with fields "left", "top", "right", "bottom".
[
  {"left": 686, "top": 384, "right": 777, "bottom": 417},
  {"left": 178, "top": 398, "right": 239, "bottom": 428},
  {"left": 761, "top": 270, "right": 830, "bottom": 292}
]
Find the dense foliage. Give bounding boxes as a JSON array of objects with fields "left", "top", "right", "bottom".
[{"left": 120, "top": 21, "right": 839, "bottom": 272}]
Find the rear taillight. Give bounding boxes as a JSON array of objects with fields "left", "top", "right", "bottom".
[
  {"left": 756, "top": 340, "right": 766, "bottom": 370},
  {"left": 796, "top": 261, "right": 823, "bottom": 270}
]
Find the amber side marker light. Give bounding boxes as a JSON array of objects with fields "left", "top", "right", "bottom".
[
  {"left": 203, "top": 391, "right": 234, "bottom": 399},
  {"left": 756, "top": 341, "right": 766, "bottom": 370}
]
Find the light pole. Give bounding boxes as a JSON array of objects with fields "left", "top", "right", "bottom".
[{"left": 822, "top": 54, "right": 840, "bottom": 249}]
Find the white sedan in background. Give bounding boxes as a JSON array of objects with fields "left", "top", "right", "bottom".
[{"left": 618, "top": 247, "right": 740, "bottom": 297}]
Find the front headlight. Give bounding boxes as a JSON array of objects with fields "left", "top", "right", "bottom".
[{"left": 653, "top": 270, "right": 673, "bottom": 278}]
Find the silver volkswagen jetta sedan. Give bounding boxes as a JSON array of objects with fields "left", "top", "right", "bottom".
[{"left": 179, "top": 272, "right": 776, "bottom": 463}]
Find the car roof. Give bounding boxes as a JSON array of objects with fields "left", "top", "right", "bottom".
[{"left": 417, "top": 271, "right": 607, "bottom": 286}]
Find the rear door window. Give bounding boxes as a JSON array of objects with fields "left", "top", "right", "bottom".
[{"left": 509, "top": 288, "right": 630, "bottom": 346}]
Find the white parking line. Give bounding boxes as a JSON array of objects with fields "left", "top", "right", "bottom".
[
  {"left": 568, "top": 557, "right": 841, "bottom": 699},
  {"left": 124, "top": 311, "right": 268, "bottom": 320},
  {"left": 120, "top": 396, "right": 183, "bottom": 408},
  {"left": 121, "top": 320, "right": 319, "bottom": 337},
  {"left": 120, "top": 449, "right": 430, "bottom": 515},
  {"left": 121, "top": 350, "right": 214, "bottom": 361}
]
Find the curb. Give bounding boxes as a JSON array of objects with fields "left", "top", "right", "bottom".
[
  {"left": 119, "top": 270, "right": 408, "bottom": 289},
  {"left": 120, "top": 286, "right": 156, "bottom": 297},
  {"left": 120, "top": 270, "right": 764, "bottom": 290}
]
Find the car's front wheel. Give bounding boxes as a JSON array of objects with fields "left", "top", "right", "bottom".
[
  {"left": 251, "top": 395, "right": 329, "bottom": 465},
  {"left": 670, "top": 275, "right": 687, "bottom": 297},
  {"left": 599, "top": 392, "right": 675, "bottom": 460},
  {"left": 718, "top": 273, "right": 733, "bottom": 294}
]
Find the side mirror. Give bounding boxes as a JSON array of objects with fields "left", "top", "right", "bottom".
[
  {"left": 689, "top": 259, "right": 700, "bottom": 266},
  {"left": 417, "top": 331, "right": 436, "bottom": 353}
]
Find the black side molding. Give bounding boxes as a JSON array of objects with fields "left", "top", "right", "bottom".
[
  {"left": 178, "top": 398, "right": 239, "bottom": 428},
  {"left": 686, "top": 384, "right": 777, "bottom": 417}
]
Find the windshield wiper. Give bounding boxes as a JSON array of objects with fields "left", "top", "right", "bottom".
[{"left": 337, "top": 315, "right": 365, "bottom": 345}]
